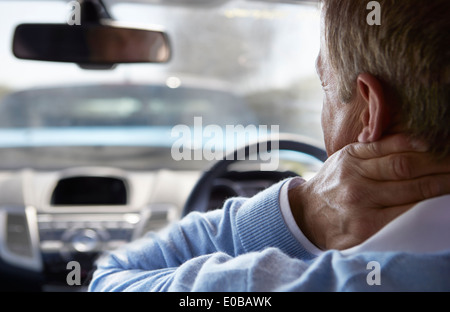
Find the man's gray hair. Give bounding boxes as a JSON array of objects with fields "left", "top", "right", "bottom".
[{"left": 322, "top": 0, "right": 450, "bottom": 157}]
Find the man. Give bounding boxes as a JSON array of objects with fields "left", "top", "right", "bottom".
[
  {"left": 291, "top": 0, "right": 450, "bottom": 251},
  {"left": 89, "top": 0, "right": 450, "bottom": 291}
]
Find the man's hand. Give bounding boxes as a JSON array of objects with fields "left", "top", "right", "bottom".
[{"left": 289, "top": 135, "right": 450, "bottom": 250}]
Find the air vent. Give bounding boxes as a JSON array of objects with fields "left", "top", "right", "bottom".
[
  {"left": 0, "top": 206, "right": 42, "bottom": 271},
  {"left": 5, "top": 213, "right": 32, "bottom": 257}
]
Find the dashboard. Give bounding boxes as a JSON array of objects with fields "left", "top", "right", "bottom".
[
  {"left": 0, "top": 164, "right": 306, "bottom": 291},
  {"left": 0, "top": 166, "right": 200, "bottom": 290},
  {"left": 0, "top": 137, "right": 324, "bottom": 291}
]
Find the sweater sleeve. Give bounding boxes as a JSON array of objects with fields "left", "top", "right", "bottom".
[
  {"left": 88, "top": 178, "right": 315, "bottom": 292},
  {"left": 88, "top": 178, "right": 450, "bottom": 292}
]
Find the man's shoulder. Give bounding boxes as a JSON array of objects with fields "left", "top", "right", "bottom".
[{"left": 343, "top": 195, "right": 450, "bottom": 255}]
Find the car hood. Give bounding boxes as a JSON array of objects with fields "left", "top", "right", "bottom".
[
  {"left": 0, "top": 125, "right": 273, "bottom": 148},
  {"left": 0, "top": 127, "right": 176, "bottom": 148}
]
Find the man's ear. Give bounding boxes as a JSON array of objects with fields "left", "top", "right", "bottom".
[{"left": 357, "top": 73, "right": 390, "bottom": 143}]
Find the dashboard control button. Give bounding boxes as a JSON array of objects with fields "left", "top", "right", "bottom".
[{"left": 70, "top": 229, "right": 100, "bottom": 253}]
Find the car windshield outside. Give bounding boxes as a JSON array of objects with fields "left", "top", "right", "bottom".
[{"left": 0, "top": 0, "right": 323, "bottom": 170}]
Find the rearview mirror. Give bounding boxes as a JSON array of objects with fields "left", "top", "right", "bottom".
[{"left": 13, "top": 22, "right": 171, "bottom": 67}]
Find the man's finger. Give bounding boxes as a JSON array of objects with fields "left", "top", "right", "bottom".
[
  {"left": 368, "top": 174, "right": 450, "bottom": 207},
  {"left": 360, "top": 152, "right": 450, "bottom": 180},
  {"left": 345, "top": 134, "right": 428, "bottom": 160}
]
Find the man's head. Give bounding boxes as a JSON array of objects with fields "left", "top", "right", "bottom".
[{"left": 318, "top": 0, "right": 450, "bottom": 157}]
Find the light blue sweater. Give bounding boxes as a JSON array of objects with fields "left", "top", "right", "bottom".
[{"left": 88, "top": 179, "right": 450, "bottom": 291}]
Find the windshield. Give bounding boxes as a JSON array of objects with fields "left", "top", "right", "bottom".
[{"left": 0, "top": 0, "right": 323, "bottom": 170}]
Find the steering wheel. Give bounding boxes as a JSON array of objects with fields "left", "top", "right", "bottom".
[{"left": 182, "top": 133, "right": 328, "bottom": 217}]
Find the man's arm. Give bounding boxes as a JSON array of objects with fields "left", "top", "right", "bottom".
[
  {"left": 89, "top": 134, "right": 450, "bottom": 291},
  {"left": 89, "top": 180, "right": 315, "bottom": 291},
  {"left": 290, "top": 135, "right": 450, "bottom": 250}
]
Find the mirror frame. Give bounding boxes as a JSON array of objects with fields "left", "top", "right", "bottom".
[{"left": 12, "top": 20, "right": 171, "bottom": 67}]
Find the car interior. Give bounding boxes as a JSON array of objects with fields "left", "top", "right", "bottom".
[{"left": 0, "top": 0, "right": 326, "bottom": 291}]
